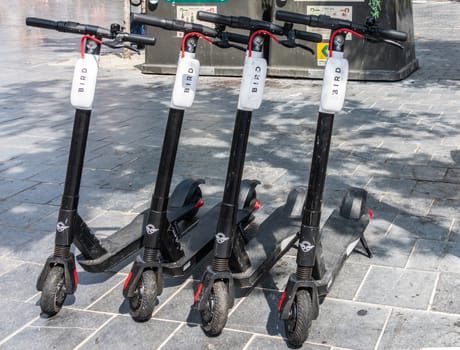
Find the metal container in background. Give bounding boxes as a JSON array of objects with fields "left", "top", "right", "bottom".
[
  {"left": 268, "top": 0, "right": 418, "bottom": 81},
  {"left": 142, "top": 0, "right": 270, "bottom": 76}
]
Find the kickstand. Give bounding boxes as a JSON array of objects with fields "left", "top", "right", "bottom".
[{"left": 360, "top": 236, "right": 373, "bottom": 258}]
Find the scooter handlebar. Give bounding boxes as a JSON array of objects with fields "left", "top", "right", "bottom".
[
  {"left": 26, "top": 17, "right": 112, "bottom": 37},
  {"left": 292, "top": 29, "right": 322, "bottom": 43},
  {"left": 132, "top": 14, "right": 218, "bottom": 37},
  {"left": 197, "top": 11, "right": 285, "bottom": 35},
  {"left": 377, "top": 28, "right": 407, "bottom": 42},
  {"left": 275, "top": 11, "right": 407, "bottom": 42},
  {"left": 118, "top": 32, "right": 156, "bottom": 46}
]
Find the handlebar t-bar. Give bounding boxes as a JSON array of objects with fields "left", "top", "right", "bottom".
[
  {"left": 275, "top": 11, "right": 407, "bottom": 42},
  {"left": 377, "top": 28, "right": 407, "bottom": 42},
  {"left": 197, "top": 11, "right": 285, "bottom": 35},
  {"left": 292, "top": 29, "right": 322, "bottom": 43},
  {"left": 118, "top": 33, "right": 156, "bottom": 46},
  {"left": 132, "top": 14, "right": 217, "bottom": 37},
  {"left": 26, "top": 17, "right": 112, "bottom": 38}
]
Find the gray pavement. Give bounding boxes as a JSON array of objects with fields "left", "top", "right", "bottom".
[{"left": 0, "top": 0, "right": 459, "bottom": 349}]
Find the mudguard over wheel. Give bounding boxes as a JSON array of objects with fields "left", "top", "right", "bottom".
[
  {"left": 40, "top": 265, "right": 66, "bottom": 317},
  {"left": 284, "top": 289, "right": 313, "bottom": 348},
  {"left": 340, "top": 187, "right": 367, "bottom": 220},
  {"left": 128, "top": 270, "right": 157, "bottom": 322},
  {"left": 200, "top": 281, "right": 229, "bottom": 336}
]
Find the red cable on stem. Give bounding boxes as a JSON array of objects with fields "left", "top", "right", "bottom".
[
  {"left": 248, "top": 29, "right": 279, "bottom": 57},
  {"left": 328, "top": 28, "right": 363, "bottom": 57},
  {"left": 181, "top": 32, "right": 213, "bottom": 58},
  {"left": 80, "top": 35, "right": 103, "bottom": 58}
]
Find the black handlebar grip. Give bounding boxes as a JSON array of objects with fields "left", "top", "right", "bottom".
[
  {"left": 225, "top": 32, "right": 249, "bottom": 45},
  {"left": 26, "top": 17, "right": 59, "bottom": 30},
  {"left": 132, "top": 14, "right": 217, "bottom": 37},
  {"left": 196, "top": 11, "right": 231, "bottom": 26},
  {"left": 293, "top": 29, "right": 322, "bottom": 43},
  {"left": 198, "top": 11, "right": 285, "bottom": 35},
  {"left": 378, "top": 28, "right": 407, "bottom": 42},
  {"left": 120, "top": 33, "right": 156, "bottom": 46},
  {"left": 275, "top": 11, "right": 311, "bottom": 25},
  {"left": 132, "top": 14, "right": 172, "bottom": 29}
]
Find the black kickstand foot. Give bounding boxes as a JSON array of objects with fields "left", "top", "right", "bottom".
[{"left": 360, "top": 236, "right": 373, "bottom": 258}]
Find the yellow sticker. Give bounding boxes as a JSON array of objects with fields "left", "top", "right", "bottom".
[{"left": 317, "top": 42, "right": 329, "bottom": 66}]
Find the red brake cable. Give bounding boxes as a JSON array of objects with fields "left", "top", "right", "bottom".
[
  {"left": 80, "top": 34, "right": 103, "bottom": 58},
  {"left": 328, "top": 28, "right": 363, "bottom": 57},
  {"left": 181, "top": 32, "right": 213, "bottom": 58},
  {"left": 248, "top": 29, "right": 279, "bottom": 57}
]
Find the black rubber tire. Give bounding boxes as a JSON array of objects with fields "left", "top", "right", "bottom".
[
  {"left": 40, "top": 265, "right": 66, "bottom": 317},
  {"left": 340, "top": 188, "right": 367, "bottom": 220},
  {"left": 285, "top": 289, "right": 313, "bottom": 348},
  {"left": 200, "top": 281, "right": 229, "bottom": 336},
  {"left": 128, "top": 270, "right": 157, "bottom": 322}
]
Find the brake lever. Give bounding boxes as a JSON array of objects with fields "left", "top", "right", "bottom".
[
  {"left": 279, "top": 40, "right": 314, "bottom": 55},
  {"left": 212, "top": 40, "right": 246, "bottom": 51},
  {"left": 103, "top": 40, "right": 140, "bottom": 54},
  {"left": 383, "top": 38, "right": 404, "bottom": 49}
]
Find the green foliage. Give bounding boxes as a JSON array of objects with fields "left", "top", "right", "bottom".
[{"left": 368, "top": 0, "right": 381, "bottom": 19}]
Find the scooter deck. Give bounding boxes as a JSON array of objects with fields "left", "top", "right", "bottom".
[
  {"left": 233, "top": 205, "right": 301, "bottom": 288},
  {"left": 77, "top": 210, "right": 148, "bottom": 272},
  {"left": 316, "top": 208, "right": 370, "bottom": 296},
  {"left": 162, "top": 203, "right": 221, "bottom": 276}
]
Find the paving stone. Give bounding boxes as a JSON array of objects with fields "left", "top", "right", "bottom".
[
  {"left": 438, "top": 242, "right": 460, "bottom": 273},
  {"left": 388, "top": 214, "right": 450, "bottom": 241},
  {"left": 0, "top": 178, "right": 37, "bottom": 200},
  {"left": 449, "top": 219, "right": 460, "bottom": 242},
  {"left": 0, "top": 299, "right": 39, "bottom": 340},
  {"left": 2, "top": 309, "right": 110, "bottom": 350},
  {"left": 60, "top": 269, "right": 125, "bottom": 310},
  {"left": 6, "top": 182, "right": 63, "bottom": 205},
  {"left": 406, "top": 239, "right": 447, "bottom": 271},
  {"left": 347, "top": 235, "right": 416, "bottom": 268},
  {"left": 0, "top": 202, "right": 58, "bottom": 229},
  {"left": 377, "top": 309, "right": 460, "bottom": 350},
  {"left": 257, "top": 255, "right": 297, "bottom": 291},
  {"left": 431, "top": 272, "right": 460, "bottom": 315},
  {"left": 161, "top": 323, "right": 252, "bottom": 350},
  {"left": 152, "top": 279, "right": 205, "bottom": 324},
  {"left": 429, "top": 198, "right": 460, "bottom": 220},
  {"left": 88, "top": 274, "right": 187, "bottom": 316},
  {"left": 226, "top": 287, "right": 283, "bottom": 336},
  {"left": 246, "top": 336, "right": 330, "bottom": 350},
  {"left": 327, "top": 262, "right": 371, "bottom": 300},
  {"left": 78, "top": 315, "right": 179, "bottom": 350},
  {"left": 308, "top": 299, "right": 390, "bottom": 350},
  {"left": 0, "top": 263, "right": 42, "bottom": 302},
  {"left": 355, "top": 266, "right": 437, "bottom": 310}
]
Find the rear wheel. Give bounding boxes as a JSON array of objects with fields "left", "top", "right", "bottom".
[{"left": 200, "top": 281, "right": 229, "bottom": 336}]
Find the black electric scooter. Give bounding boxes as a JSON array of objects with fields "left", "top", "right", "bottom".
[
  {"left": 25, "top": 17, "right": 158, "bottom": 316},
  {"left": 192, "top": 12, "right": 323, "bottom": 335},
  {"left": 122, "top": 14, "right": 261, "bottom": 322},
  {"left": 274, "top": 11, "right": 408, "bottom": 347}
]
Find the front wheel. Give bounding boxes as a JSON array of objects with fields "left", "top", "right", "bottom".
[
  {"left": 128, "top": 270, "right": 157, "bottom": 322},
  {"left": 284, "top": 289, "right": 313, "bottom": 348},
  {"left": 200, "top": 281, "right": 229, "bottom": 336},
  {"left": 40, "top": 265, "right": 66, "bottom": 316}
]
